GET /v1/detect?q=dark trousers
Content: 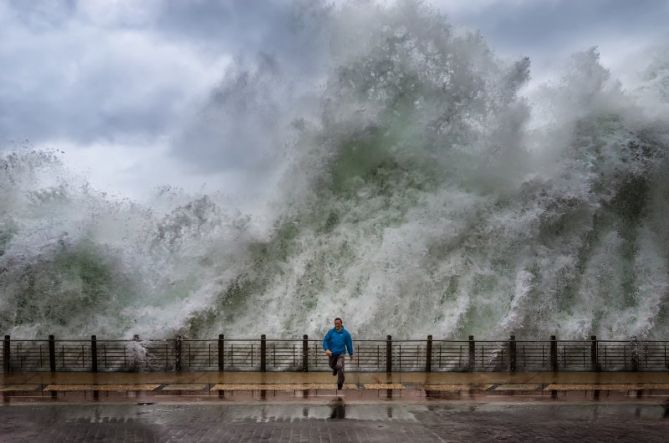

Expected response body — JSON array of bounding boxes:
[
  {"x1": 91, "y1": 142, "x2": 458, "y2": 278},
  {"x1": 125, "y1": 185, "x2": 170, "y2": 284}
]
[{"x1": 328, "y1": 354, "x2": 345, "y2": 387}]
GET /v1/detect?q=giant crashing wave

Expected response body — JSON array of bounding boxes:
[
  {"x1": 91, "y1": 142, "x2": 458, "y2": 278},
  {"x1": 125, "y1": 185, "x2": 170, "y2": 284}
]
[{"x1": 1, "y1": 1, "x2": 668, "y2": 340}]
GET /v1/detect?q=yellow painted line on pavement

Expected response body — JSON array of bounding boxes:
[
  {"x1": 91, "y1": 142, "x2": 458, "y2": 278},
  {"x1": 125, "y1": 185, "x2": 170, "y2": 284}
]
[
  {"x1": 210, "y1": 383, "x2": 357, "y2": 391},
  {"x1": 161, "y1": 384, "x2": 208, "y2": 391},
  {"x1": 424, "y1": 384, "x2": 493, "y2": 392},
  {"x1": 0, "y1": 385, "x2": 40, "y2": 392},
  {"x1": 363, "y1": 384, "x2": 405, "y2": 390},
  {"x1": 44, "y1": 384, "x2": 160, "y2": 392},
  {"x1": 637, "y1": 384, "x2": 669, "y2": 390},
  {"x1": 303, "y1": 384, "x2": 358, "y2": 390},
  {"x1": 493, "y1": 384, "x2": 543, "y2": 391},
  {"x1": 545, "y1": 383, "x2": 669, "y2": 391}
]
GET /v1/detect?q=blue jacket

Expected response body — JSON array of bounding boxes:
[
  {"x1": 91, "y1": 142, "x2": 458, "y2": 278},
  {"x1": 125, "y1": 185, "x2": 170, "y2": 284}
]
[{"x1": 322, "y1": 327, "x2": 354, "y2": 356}]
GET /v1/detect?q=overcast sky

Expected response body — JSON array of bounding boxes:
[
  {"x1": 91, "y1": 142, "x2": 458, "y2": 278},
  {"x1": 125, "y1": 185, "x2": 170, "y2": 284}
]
[{"x1": 1, "y1": 0, "x2": 667, "y2": 203}]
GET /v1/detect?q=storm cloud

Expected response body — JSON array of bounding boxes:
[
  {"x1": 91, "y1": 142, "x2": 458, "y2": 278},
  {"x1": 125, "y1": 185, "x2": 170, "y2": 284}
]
[{"x1": 0, "y1": 0, "x2": 667, "y2": 198}]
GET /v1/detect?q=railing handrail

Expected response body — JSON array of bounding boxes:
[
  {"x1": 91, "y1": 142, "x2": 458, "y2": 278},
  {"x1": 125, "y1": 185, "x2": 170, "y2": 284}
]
[
  {"x1": 5, "y1": 337, "x2": 669, "y2": 343},
  {"x1": 3, "y1": 334, "x2": 669, "y2": 374}
]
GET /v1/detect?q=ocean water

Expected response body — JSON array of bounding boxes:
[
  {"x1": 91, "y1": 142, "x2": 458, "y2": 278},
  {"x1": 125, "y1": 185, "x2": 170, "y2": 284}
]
[{"x1": 1, "y1": 1, "x2": 668, "y2": 340}]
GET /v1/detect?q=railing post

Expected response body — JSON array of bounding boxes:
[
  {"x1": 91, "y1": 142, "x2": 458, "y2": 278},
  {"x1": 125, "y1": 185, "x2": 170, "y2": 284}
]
[
  {"x1": 426, "y1": 335, "x2": 432, "y2": 372},
  {"x1": 302, "y1": 335, "x2": 309, "y2": 372},
  {"x1": 468, "y1": 336, "x2": 475, "y2": 371},
  {"x1": 218, "y1": 334, "x2": 225, "y2": 372},
  {"x1": 131, "y1": 334, "x2": 140, "y2": 372},
  {"x1": 3, "y1": 335, "x2": 10, "y2": 373},
  {"x1": 48, "y1": 335, "x2": 56, "y2": 372},
  {"x1": 386, "y1": 335, "x2": 392, "y2": 373},
  {"x1": 590, "y1": 335, "x2": 598, "y2": 372},
  {"x1": 550, "y1": 335, "x2": 558, "y2": 372},
  {"x1": 175, "y1": 335, "x2": 182, "y2": 372},
  {"x1": 509, "y1": 335, "x2": 516, "y2": 372},
  {"x1": 260, "y1": 334, "x2": 266, "y2": 372},
  {"x1": 631, "y1": 337, "x2": 639, "y2": 371},
  {"x1": 91, "y1": 335, "x2": 98, "y2": 373}
]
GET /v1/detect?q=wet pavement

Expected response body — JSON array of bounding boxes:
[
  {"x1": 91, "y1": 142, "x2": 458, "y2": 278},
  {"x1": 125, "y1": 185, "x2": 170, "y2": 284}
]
[
  {"x1": 2, "y1": 372, "x2": 669, "y2": 441},
  {"x1": 5, "y1": 370, "x2": 669, "y2": 385},
  {"x1": 1, "y1": 401, "x2": 668, "y2": 442},
  {"x1": 3, "y1": 371, "x2": 669, "y2": 404}
]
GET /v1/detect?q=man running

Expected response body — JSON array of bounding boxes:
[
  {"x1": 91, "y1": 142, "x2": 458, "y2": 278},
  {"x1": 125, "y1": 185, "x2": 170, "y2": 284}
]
[{"x1": 322, "y1": 317, "x2": 354, "y2": 390}]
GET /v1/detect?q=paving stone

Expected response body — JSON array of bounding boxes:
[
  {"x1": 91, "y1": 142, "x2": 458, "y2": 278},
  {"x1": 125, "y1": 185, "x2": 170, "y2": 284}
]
[
  {"x1": 362, "y1": 384, "x2": 405, "y2": 390},
  {"x1": 161, "y1": 384, "x2": 208, "y2": 391},
  {"x1": 544, "y1": 384, "x2": 639, "y2": 391},
  {"x1": 0, "y1": 385, "x2": 40, "y2": 392},
  {"x1": 423, "y1": 384, "x2": 492, "y2": 391},
  {"x1": 210, "y1": 383, "x2": 358, "y2": 391},
  {"x1": 493, "y1": 384, "x2": 543, "y2": 391},
  {"x1": 43, "y1": 384, "x2": 161, "y2": 392},
  {"x1": 545, "y1": 383, "x2": 669, "y2": 391},
  {"x1": 0, "y1": 403, "x2": 667, "y2": 442}
]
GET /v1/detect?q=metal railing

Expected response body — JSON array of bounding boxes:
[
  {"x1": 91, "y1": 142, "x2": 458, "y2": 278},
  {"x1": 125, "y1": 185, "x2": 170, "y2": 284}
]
[{"x1": 2, "y1": 334, "x2": 668, "y2": 373}]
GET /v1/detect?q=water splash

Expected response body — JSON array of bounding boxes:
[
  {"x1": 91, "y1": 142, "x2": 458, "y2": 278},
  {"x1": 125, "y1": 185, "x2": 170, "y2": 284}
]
[{"x1": 1, "y1": 1, "x2": 668, "y2": 340}]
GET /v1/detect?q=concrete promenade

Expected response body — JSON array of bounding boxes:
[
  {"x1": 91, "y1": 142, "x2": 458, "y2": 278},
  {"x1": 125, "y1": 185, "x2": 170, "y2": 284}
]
[
  {"x1": 2, "y1": 402, "x2": 669, "y2": 442},
  {"x1": 2, "y1": 371, "x2": 669, "y2": 403},
  {"x1": 2, "y1": 372, "x2": 669, "y2": 441}
]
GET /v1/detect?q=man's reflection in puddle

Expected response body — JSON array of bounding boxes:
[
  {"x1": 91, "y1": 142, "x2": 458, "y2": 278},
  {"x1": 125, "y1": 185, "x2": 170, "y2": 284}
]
[{"x1": 329, "y1": 397, "x2": 346, "y2": 419}]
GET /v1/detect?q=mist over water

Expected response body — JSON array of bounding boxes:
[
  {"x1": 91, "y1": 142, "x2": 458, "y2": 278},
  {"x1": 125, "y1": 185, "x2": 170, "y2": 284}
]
[{"x1": 1, "y1": 1, "x2": 668, "y2": 340}]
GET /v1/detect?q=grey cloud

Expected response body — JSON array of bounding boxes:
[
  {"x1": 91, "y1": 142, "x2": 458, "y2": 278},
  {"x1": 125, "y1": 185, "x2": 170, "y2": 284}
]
[
  {"x1": 172, "y1": 56, "x2": 285, "y2": 173},
  {"x1": 7, "y1": 0, "x2": 77, "y2": 30},
  {"x1": 154, "y1": 0, "x2": 332, "y2": 77},
  {"x1": 0, "y1": 0, "x2": 331, "y2": 158},
  {"x1": 447, "y1": 0, "x2": 669, "y2": 54},
  {"x1": 0, "y1": 60, "x2": 181, "y2": 145},
  {"x1": 2, "y1": 0, "x2": 666, "y2": 176},
  {"x1": 0, "y1": 2, "x2": 190, "y2": 146},
  {"x1": 168, "y1": 1, "x2": 332, "y2": 174}
]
